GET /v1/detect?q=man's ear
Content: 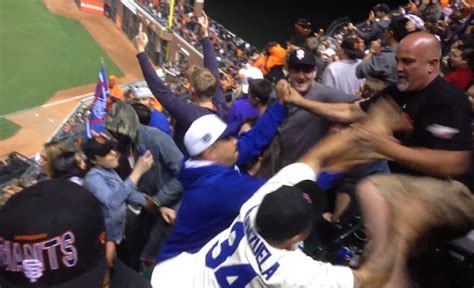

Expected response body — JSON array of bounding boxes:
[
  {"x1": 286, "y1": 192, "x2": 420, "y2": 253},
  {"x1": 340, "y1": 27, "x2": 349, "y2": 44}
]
[{"x1": 428, "y1": 58, "x2": 439, "y2": 73}]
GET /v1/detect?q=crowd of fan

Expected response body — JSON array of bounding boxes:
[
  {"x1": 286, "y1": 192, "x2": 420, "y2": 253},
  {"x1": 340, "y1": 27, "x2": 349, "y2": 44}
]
[
  {"x1": 1, "y1": 1, "x2": 474, "y2": 287},
  {"x1": 138, "y1": 0, "x2": 258, "y2": 92}
]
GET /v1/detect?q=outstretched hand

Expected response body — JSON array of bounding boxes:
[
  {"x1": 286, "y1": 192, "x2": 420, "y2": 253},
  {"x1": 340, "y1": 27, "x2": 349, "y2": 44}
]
[
  {"x1": 275, "y1": 79, "x2": 303, "y2": 106},
  {"x1": 197, "y1": 11, "x2": 209, "y2": 38},
  {"x1": 133, "y1": 23, "x2": 148, "y2": 53}
]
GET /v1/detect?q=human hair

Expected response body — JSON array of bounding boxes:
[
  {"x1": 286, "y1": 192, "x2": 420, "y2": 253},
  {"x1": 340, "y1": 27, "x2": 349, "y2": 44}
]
[
  {"x1": 305, "y1": 37, "x2": 320, "y2": 54},
  {"x1": 388, "y1": 17, "x2": 412, "y2": 42},
  {"x1": 52, "y1": 151, "x2": 86, "y2": 179},
  {"x1": 42, "y1": 140, "x2": 70, "y2": 178},
  {"x1": 248, "y1": 79, "x2": 273, "y2": 105},
  {"x1": 189, "y1": 66, "x2": 217, "y2": 99},
  {"x1": 131, "y1": 102, "x2": 152, "y2": 125},
  {"x1": 458, "y1": 45, "x2": 474, "y2": 71},
  {"x1": 360, "y1": 78, "x2": 386, "y2": 99}
]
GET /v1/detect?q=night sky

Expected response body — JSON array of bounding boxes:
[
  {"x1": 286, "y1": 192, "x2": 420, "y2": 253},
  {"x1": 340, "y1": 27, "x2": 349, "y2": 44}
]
[{"x1": 204, "y1": 0, "x2": 406, "y2": 48}]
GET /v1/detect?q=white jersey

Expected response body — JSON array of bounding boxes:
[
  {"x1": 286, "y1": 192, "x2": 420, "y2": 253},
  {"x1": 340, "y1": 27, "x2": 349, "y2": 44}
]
[{"x1": 151, "y1": 163, "x2": 354, "y2": 287}]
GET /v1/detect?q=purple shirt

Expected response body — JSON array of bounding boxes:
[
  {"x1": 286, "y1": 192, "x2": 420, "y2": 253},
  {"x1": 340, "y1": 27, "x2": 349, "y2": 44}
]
[{"x1": 227, "y1": 95, "x2": 259, "y2": 126}]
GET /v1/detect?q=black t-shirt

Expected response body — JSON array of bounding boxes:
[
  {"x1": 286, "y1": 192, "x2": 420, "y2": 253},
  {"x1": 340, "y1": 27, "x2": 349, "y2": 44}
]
[{"x1": 359, "y1": 76, "x2": 472, "y2": 176}]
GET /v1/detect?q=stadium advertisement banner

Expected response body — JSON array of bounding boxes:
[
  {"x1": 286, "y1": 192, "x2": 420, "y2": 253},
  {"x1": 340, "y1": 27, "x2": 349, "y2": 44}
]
[{"x1": 80, "y1": 0, "x2": 104, "y2": 15}]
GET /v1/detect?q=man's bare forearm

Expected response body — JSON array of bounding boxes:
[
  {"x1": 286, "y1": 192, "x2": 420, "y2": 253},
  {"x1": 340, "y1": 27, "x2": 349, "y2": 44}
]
[
  {"x1": 293, "y1": 97, "x2": 365, "y2": 123},
  {"x1": 376, "y1": 140, "x2": 470, "y2": 177}
]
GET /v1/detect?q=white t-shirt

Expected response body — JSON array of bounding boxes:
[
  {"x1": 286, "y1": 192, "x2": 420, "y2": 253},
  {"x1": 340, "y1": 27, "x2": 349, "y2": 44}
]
[{"x1": 151, "y1": 163, "x2": 354, "y2": 287}]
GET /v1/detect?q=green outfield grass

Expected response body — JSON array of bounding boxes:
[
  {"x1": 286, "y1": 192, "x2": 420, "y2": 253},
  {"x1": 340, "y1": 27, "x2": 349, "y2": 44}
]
[
  {"x1": 0, "y1": 0, "x2": 123, "y2": 116},
  {"x1": 0, "y1": 118, "x2": 20, "y2": 140}
]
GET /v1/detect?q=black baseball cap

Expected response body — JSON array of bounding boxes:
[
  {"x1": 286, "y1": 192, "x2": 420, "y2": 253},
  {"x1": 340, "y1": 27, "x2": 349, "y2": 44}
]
[
  {"x1": 373, "y1": 3, "x2": 390, "y2": 13},
  {"x1": 295, "y1": 18, "x2": 311, "y2": 29},
  {"x1": 341, "y1": 37, "x2": 364, "y2": 59},
  {"x1": 288, "y1": 48, "x2": 316, "y2": 69},
  {"x1": 256, "y1": 180, "x2": 327, "y2": 242},
  {"x1": 81, "y1": 137, "x2": 118, "y2": 160},
  {"x1": 0, "y1": 179, "x2": 107, "y2": 287}
]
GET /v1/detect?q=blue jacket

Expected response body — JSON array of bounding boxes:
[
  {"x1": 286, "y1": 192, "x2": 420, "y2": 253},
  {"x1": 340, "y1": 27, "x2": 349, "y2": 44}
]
[
  {"x1": 158, "y1": 163, "x2": 265, "y2": 262},
  {"x1": 84, "y1": 167, "x2": 147, "y2": 242},
  {"x1": 148, "y1": 109, "x2": 172, "y2": 136},
  {"x1": 157, "y1": 101, "x2": 288, "y2": 262},
  {"x1": 137, "y1": 37, "x2": 228, "y2": 153}
]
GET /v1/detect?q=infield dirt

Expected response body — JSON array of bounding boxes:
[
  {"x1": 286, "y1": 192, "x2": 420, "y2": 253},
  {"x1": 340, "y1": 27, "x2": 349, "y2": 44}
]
[{"x1": 0, "y1": 0, "x2": 145, "y2": 159}]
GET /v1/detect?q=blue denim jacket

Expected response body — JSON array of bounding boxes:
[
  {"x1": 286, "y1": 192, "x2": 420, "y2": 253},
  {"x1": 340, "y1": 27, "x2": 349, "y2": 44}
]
[{"x1": 84, "y1": 166, "x2": 147, "y2": 242}]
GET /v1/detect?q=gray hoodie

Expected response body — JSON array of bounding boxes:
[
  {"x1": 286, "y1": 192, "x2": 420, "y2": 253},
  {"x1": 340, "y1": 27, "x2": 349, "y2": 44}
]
[{"x1": 356, "y1": 46, "x2": 397, "y2": 85}]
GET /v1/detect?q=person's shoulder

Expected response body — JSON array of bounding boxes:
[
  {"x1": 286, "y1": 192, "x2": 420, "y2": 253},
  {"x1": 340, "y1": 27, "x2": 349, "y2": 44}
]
[
  {"x1": 270, "y1": 163, "x2": 316, "y2": 184},
  {"x1": 232, "y1": 95, "x2": 249, "y2": 104},
  {"x1": 139, "y1": 123, "x2": 168, "y2": 138},
  {"x1": 325, "y1": 61, "x2": 337, "y2": 69},
  {"x1": 317, "y1": 82, "x2": 358, "y2": 101},
  {"x1": 312, "y1": 82, "x2": 338, "y2": 94},
  {"x1": 429, "y1": 77, "x2": 467, "y2": 104},
  {"x1": 151, "y1": 108, "x2": 167, "y2": 117},
  {"x1": 85, "y1": 167, "x2": 102, "y2": 178}
]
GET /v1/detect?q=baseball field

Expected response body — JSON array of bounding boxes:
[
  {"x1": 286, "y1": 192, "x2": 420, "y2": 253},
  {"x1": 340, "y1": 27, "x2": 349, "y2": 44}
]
[{"x1": 0, "y1": 0, "x2": 123, "y2": 139}]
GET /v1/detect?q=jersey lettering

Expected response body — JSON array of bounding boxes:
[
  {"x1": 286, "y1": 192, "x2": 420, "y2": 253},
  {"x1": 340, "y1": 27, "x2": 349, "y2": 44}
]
[
  {"x1": 206, "y1": 221, "x2": 245, "y2": 268},
  {"x1": 243, "y1": 209, "x2": 280, "y2": 280},
  {"x1": 215, "y1": 264, "x2": 257, "y2": 288},
  {"x1": 255, "y1": 243, "x2": 271, "y2": 271},
  {"x1": 262, "y1": 262, "x2": 280, "y2": 281},
  {"x1": 206, "y1": 221, "x2": 257, "y2": 286}
]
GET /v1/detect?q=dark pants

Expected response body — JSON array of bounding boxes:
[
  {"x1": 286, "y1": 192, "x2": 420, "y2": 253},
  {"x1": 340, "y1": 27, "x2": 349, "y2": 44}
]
[
  {"x1": 141, "y1": 214, "x2": 173, "y2": 262},
  {"x1": 117, "y1": 209, "x2": 157, "y2": 271}
]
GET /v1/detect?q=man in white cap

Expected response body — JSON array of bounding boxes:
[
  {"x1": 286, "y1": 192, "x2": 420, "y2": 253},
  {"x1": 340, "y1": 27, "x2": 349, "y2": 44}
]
[
  {"x1": 156, "y1": 91, "x2": 289, "y2": 263},
  {"x1": 227, "y1": 65, "x2": 264, "y2": 126}
]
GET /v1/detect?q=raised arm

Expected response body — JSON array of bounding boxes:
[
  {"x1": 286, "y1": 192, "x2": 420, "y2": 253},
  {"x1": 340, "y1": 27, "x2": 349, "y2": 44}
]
[
  {"x1": 84, "y1": 173, "x2": 144, "y2": 210},
  {"x1": 279, "y1": 79, "x2": 367, "y2": 123},
  {"x1": 197, "y1": 11, "x2": 226, "y2": 106},
  {"x1": 134, "y1": 24, "x2": 196, "y2": 122},
  {"x1": 85, "y1": 151, "x2": 154, "y2": 209},
  {"x1": 355, "y1": 127, "x2": 471, "y2": 176},
  {"x1": 236, "y1": 101, "x2": 288, "y2": 166}
]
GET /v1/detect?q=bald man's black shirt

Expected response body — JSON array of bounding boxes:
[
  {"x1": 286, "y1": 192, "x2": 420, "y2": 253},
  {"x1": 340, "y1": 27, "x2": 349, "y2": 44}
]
[{"x1": 359, "y1": 76, "x2": 472, "y2": 177}]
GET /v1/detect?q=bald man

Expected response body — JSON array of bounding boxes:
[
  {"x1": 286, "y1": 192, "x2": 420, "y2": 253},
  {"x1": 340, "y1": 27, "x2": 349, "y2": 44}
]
[{"x1": 279, "y1": 32, "x2": 474, "y2": 287}]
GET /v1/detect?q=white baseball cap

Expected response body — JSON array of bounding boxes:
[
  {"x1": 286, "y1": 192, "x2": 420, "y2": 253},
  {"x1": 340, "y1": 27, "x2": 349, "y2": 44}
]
[
  {"x1": 240, "y1": 65, "x2": 264, "y2": 94},
  {"x1": 184, "y1": 114, "x2": 240, "y2": 156},
  {"x1": 133, "y1": 87, "x2": 154, "y2": 99}
]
